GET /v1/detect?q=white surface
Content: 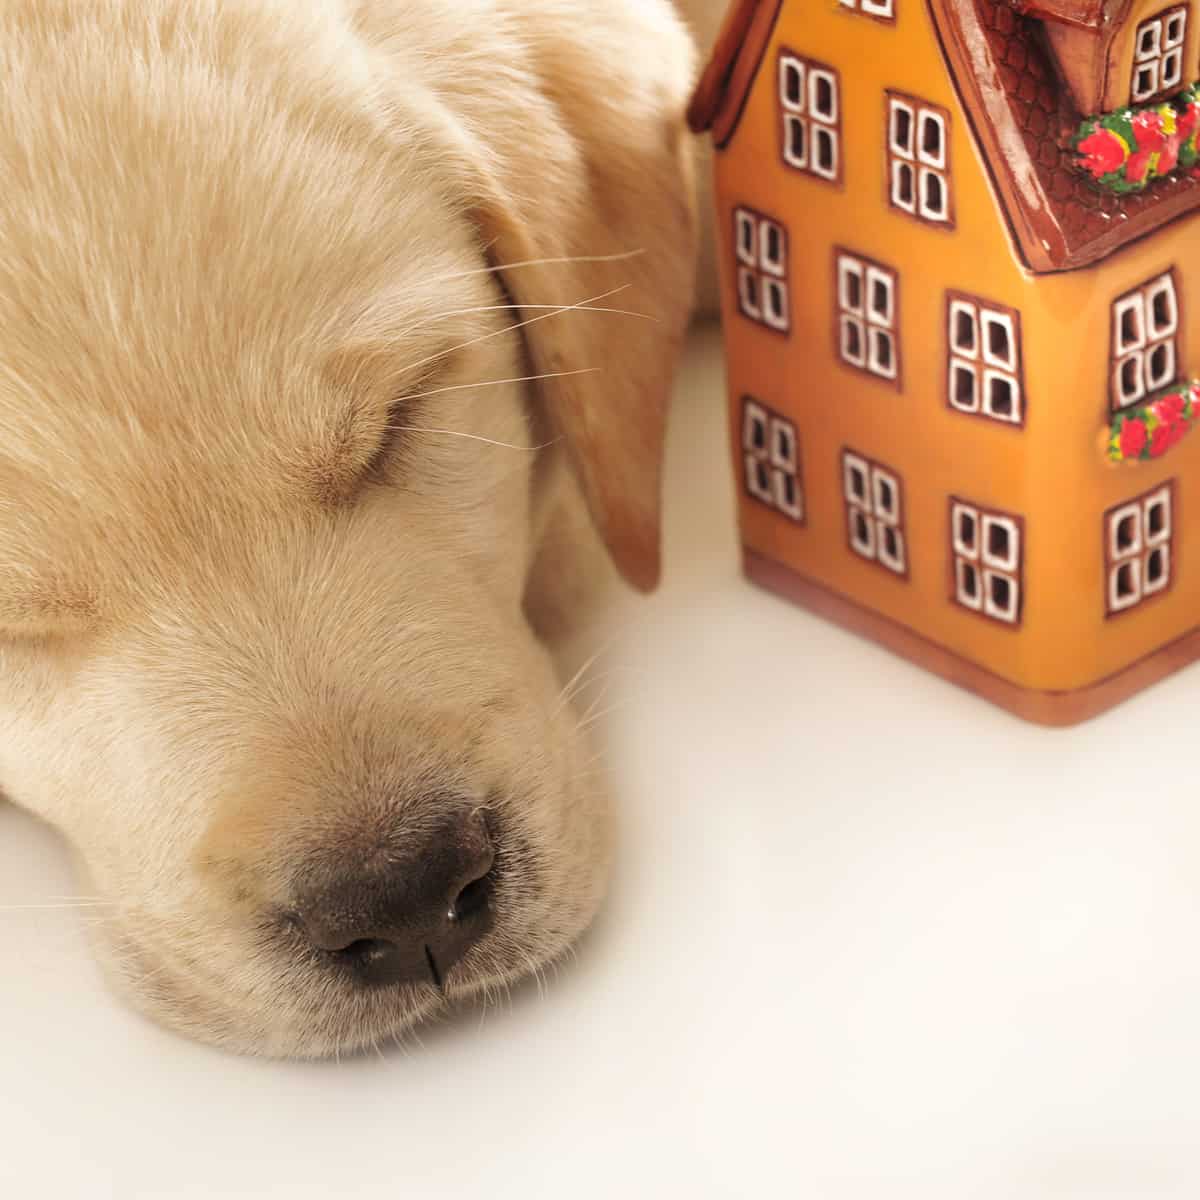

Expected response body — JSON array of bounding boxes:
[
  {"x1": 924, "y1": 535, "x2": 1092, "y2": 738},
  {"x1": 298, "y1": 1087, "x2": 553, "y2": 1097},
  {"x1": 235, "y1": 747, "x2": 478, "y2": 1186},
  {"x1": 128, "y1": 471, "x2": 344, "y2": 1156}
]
[{"x1": 4, "y1": 324, "x2": 1200, "y2": 1199}]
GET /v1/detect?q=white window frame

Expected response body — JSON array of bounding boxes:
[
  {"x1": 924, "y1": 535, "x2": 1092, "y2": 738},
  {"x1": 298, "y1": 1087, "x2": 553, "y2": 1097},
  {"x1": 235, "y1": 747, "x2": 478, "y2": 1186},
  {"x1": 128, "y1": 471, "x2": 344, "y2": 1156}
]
[
  {"x1": 886, "y1": 93, "x2": 952, "y2": 225},
  {"x1": 1106, "y1": 485, "x2": 1174, "y2": 614},
  {"x1": 843, "y1": 451, "x2": 906, "y2": 575},
  {"x1": 779, "y1": 53, "x2": 840, "y2": 182},
  {"x1": 734, "y1": 207, "x2": 790, "y2": 334},
  {"x1": 838, "y1": 0, "x2": 896, "y2": 16},
  {"x1": 951, "y1": 500, "x2": 1023, "y2": 624},
  {"x1": 1111, "y1": 271, "x2": 1180, "y2": 411},
  {"x1": 743, "y1": 398, "x2": 803, "y2": 523},
  {"x1": 947, "y1": 294, "x2": 1023, "y2": 424},
  {"x1": 836, "y1": 251, "x2": 900, "y2": 384},
  {"x1": 1132, "y1": 7, "x2": 1189, "y2": 102}
]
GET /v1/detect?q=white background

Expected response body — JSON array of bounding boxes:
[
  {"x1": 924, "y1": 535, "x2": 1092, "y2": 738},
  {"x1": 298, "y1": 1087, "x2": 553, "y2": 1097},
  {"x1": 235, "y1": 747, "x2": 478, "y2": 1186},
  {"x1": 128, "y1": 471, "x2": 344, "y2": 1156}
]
[{"x1": 2, "y1": 326, "x2": 1198, "y2": 1199}]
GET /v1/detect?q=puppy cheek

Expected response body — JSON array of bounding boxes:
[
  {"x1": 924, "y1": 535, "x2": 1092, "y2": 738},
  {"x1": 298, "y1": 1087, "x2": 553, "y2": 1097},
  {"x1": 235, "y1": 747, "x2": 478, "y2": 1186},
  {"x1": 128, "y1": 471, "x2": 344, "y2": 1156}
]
[{"x1": 491, "y1": 695, "x2": 615, "y2": 957}]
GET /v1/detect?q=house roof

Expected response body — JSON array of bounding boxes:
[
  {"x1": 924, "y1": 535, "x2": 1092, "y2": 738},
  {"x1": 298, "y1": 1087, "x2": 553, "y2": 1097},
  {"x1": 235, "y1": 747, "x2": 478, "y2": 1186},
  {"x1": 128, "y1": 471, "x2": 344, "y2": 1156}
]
[
  {"x1": 1011, "y1": 0, "x2": 1128, "y2": 29},
  {"x1": 686, "y1": 0, "x2": 784, "y2": 147},
  {"x1": 687, "y1": 0, "x2": 1200, "y2": 272},
  {"x1": 930, "y1": 0, "x2": 1200, "y2": 272}
]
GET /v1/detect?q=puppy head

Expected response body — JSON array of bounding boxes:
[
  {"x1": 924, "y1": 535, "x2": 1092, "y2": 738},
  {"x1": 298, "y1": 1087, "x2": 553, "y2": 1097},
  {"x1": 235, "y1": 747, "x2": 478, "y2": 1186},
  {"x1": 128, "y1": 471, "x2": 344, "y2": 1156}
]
[{"x1": 0, "y1": 0, "x2": 694, "y2": 1056}]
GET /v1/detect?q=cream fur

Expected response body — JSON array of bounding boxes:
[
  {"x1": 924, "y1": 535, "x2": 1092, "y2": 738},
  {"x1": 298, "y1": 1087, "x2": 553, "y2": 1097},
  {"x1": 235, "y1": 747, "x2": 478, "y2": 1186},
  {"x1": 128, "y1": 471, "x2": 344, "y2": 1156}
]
[
  {"x1": 671, "y1": 0, "x2": 725, "y2": 315},
  {"x1": 0, "y1": 0, "x2": 696, "y2": 1057}
]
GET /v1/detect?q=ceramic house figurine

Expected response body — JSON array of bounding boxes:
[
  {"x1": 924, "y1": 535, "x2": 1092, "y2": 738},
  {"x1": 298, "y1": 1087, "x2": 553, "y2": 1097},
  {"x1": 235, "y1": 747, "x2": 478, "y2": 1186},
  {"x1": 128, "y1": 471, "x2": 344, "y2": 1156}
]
[{"x1": 688, "y1": 0, "x2": 1200, "y2": 724}]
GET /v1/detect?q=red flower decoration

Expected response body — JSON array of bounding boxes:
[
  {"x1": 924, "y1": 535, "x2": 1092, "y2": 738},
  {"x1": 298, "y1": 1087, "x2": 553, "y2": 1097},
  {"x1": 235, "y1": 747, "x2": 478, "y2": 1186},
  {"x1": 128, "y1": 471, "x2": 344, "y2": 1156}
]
[
  {"x1": 1132, "y1": 110, "x2": 1167, "y2": 151},
  {"x1": 1156, "y1": 391, "x2": 1186, "y2": 421},
  {"x1": 1120, "y1": 417, "x2": 1149, "y2": 459},
  {"x1": 1126, "y1": 150, "x2": 1155, "y2": 183},
  {"x1": 1159, "y1": 136, "x2": 1182, "y2": 174},
  {"x1": 1077, "y1": 128, "x2": 1127, "y2": 178},
  {"x1": 1108, "y1": 379, "x2": 1198, "y2": 464}
]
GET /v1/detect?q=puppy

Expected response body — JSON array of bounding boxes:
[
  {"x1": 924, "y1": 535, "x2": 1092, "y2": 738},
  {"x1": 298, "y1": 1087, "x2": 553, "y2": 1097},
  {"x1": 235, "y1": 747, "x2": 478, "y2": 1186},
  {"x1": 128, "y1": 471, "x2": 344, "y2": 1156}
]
[
  {"x1": 672, "y1": 0, "x2": 726, "y2": 314},
  {"x1": 0, "y1": 0, "x2": 696, "y2": 1057}
]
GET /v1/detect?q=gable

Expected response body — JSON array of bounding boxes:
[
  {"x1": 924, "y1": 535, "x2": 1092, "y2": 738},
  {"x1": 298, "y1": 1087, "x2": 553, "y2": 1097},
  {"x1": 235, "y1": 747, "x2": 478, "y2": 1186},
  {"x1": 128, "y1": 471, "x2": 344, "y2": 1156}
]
[{"x1": 686, "y1": 0, "x2": 784, "y2": 147}]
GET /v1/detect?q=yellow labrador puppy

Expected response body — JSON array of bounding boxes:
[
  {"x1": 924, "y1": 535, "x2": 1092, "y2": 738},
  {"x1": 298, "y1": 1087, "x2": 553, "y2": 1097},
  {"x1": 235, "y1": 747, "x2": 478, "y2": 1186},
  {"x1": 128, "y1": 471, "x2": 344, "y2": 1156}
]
[{"x1": 0, "y1": 0, "x2": 696, "y2": 1057}]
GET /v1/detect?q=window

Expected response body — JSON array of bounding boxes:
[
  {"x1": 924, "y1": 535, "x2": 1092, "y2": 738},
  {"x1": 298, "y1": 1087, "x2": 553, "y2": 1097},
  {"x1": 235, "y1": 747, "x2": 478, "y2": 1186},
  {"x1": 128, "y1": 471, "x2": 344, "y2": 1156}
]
[
  {"x1": 778, "y1": 52, "x2": 841, "y2": 183},
  {"x1": 842, "y1": 451, "x2": 907, "y2": 575},
  {"x1": 886, "y1": 93, "x2": 953, "y2": 226},
  {"x1": 1131, "y1": 7, "x2": 1189, "y2": 103},
  {"x1": 1110, "y1": 271, "x2": 1180, "y2": 411},
  {"x1": 837, "y1": 0, "x2": 895, "y2": 18},
  {"x1": 946, "y1": 293, "x2": 1024, "y2": 425},
  {"x1": 734, "y1": 207, "x2": 790, "y2": 333},
  {"x1": 950, "y1": 499, "x2": 1024, "y2": 625},
  {"x1": 1105, "y1": 484, "x2": 1174, "y2": 615},
  {"x1": 835, "y1": 250, "x2": 901, "y2": 386},
  {"x1": 742, "y1": 398, "x2": 803, "y2": 523}
]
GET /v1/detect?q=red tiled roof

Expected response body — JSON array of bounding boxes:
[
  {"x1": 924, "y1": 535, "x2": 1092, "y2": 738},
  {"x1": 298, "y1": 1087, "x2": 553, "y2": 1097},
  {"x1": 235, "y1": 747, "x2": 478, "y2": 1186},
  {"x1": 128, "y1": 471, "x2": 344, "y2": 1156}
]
[
  {"x1": 1011, "y1": 0, "x2": 1128, "y2": 29},
  {"x1": 930, "y1": 0, "x2": 1200, "y2": 272},
  {"x1": 687, "y1": 0, "x2": 1200, "y2": 273}
]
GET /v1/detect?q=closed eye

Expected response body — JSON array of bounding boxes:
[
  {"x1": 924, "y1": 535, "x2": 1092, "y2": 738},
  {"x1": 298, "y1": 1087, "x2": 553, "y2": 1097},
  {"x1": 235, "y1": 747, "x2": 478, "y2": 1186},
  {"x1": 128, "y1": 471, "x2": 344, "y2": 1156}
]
[{"x1": 336, "y1": 283, "x2": 634, "y2": 493}]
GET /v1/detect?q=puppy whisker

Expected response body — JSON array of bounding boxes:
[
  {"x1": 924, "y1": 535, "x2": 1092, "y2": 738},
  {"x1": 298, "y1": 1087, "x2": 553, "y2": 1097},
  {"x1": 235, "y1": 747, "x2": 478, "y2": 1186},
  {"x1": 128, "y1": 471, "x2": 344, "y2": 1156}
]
[
  {"x1": 554, "y1": 647, "x2": 612, "y2": 717},
  {"x1": 575, "y1": 701, "x2": 630, "y2": 733},
  {"x1": 389, "y1": 366, "x2": 600, "y2": 407},
  {"x1": 403, "y1": 285, "x2": 632, "y2": 376},
  {"x1": 552, "y1": 620, "x2": 636, "y2": 717},
  {"x1": 564, "y1": 665, "x2": 648, "y2": 715},
  {"x1": 426, "y1": 249, "x2": 646, "y2": 287},
  {"x1": 426, "y1": 302, "x2": 657, "y2": 323},
  {"x1": 384, "y1": 424, "x2": 562, "y2": 453}
]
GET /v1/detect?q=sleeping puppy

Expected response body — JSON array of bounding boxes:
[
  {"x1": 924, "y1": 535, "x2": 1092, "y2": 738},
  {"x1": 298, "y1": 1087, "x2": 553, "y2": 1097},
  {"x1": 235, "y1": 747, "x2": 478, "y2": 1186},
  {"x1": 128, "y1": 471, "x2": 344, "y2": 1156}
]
[{"x1": 0, "y1": 0, "x2": 696, "y2": 1057}]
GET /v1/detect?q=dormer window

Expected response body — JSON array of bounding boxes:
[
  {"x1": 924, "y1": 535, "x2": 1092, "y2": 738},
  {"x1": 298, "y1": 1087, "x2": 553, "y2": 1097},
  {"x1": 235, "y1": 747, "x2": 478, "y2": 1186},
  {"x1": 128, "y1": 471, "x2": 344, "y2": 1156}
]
[{"x1": 1131, "y1": 7, "x2": 1189, "y2": 103}]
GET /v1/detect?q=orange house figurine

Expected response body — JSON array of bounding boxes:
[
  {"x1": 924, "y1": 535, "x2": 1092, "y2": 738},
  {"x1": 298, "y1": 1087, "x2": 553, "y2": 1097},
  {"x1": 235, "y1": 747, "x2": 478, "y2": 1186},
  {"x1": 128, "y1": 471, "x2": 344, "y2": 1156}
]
[{"x1": 689, "y1": 0, "x2": 1200, "y2": 724}]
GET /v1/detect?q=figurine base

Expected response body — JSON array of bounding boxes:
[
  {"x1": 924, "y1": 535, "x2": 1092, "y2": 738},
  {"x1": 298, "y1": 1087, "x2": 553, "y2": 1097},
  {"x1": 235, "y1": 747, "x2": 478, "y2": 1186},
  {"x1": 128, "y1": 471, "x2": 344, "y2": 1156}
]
[{"x1": 743, "y1": 550, "x2": 1200, "y2": 727}]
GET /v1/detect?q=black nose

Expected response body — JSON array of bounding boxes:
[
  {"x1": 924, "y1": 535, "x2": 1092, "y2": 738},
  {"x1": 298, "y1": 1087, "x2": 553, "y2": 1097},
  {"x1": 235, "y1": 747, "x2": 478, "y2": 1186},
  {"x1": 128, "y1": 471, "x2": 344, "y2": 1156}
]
[{"x1": 295, "y1": 812, "x2": 495, "y2": 989}]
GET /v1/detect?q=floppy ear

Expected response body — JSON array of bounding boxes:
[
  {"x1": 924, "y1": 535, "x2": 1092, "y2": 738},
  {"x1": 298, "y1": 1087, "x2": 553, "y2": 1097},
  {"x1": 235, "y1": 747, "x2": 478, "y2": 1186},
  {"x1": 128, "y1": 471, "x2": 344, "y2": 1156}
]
[{"x1": 466, "y1": 6, "x2": 699, "y2": 591}]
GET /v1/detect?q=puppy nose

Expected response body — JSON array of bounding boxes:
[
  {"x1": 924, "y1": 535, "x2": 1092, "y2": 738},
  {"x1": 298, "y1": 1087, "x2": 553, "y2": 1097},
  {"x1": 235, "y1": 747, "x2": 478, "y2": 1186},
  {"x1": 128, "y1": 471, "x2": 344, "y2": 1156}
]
[{"x1": 296, "y1": 813, "x2": 495, "y2": 988}]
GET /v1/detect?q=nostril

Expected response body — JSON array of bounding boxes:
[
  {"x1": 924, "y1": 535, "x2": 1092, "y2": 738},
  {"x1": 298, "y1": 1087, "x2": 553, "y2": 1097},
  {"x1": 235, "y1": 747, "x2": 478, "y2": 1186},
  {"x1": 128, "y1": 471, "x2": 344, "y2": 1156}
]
[
  {"x1": 333, "y1": 938, "x2": 399, "y2": 972},
  {"x1": 450, "y1": 869, "x2": 493, "y2": 923}
]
